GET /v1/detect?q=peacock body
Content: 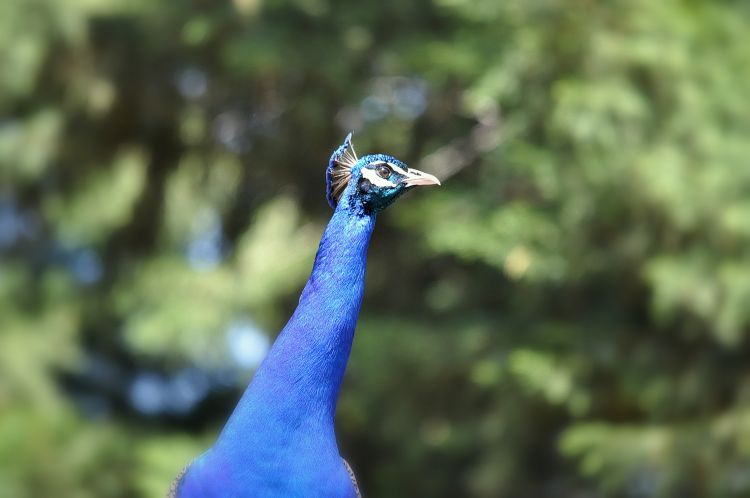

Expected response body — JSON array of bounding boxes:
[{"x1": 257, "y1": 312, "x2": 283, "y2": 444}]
[{"x1": 173, "y1": 135, "x2": 440, "y2": 498}]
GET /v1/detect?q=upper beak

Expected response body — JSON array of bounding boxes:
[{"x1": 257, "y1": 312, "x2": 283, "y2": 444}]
[{"x1": 400, "y1": 168, "x2": 442, "y2": 187}]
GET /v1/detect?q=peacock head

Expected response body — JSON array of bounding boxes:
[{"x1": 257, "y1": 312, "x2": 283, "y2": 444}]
[{"x1": 326, "y1": 133, "x2": 440, "y2": 214}]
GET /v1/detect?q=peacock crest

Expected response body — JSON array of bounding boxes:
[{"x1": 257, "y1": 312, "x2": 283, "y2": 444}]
[{"x1": 326, "y1": 133, "x2": 359, "y2": 208}]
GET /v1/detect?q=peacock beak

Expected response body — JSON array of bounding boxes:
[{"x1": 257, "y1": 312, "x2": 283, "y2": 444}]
[{"x1": 400, "y1": 168, "x2": 441, "y2": 187}]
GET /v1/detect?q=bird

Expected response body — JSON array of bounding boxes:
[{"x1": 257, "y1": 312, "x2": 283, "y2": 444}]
[{"x1": 171, "y1": 134, "x2": 440, "y2": 498}]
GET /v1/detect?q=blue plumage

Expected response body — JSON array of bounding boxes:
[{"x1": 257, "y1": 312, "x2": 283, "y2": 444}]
[{"x1": 173, "y1": 135, "x2": 439, "y2": 498}]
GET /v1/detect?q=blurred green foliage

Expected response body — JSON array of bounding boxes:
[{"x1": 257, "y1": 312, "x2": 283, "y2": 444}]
[{"x1": 1, "y1": 0, "x2": 750, "y2": 497}]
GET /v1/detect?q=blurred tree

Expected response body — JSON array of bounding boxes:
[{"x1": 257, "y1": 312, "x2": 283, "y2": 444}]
[{"x1": 1, "y1": 0, "x2": 749, "y2": 497}]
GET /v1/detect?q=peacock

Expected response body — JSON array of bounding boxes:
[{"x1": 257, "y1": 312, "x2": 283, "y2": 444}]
[{"x1": 171, "y1": 134, "x2": 440, "y2": 498}]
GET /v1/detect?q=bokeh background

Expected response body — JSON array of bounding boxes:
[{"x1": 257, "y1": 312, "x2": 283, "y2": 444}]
[{"x1": 2, "y1": 0, "x2": 750, "y2": 496}]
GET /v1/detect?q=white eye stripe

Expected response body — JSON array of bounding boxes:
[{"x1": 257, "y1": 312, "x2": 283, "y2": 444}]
[
  {"x1": 361, "y1": 168, "x2": 398, "y2": 188},
  {"x1": 387, "y1": 162, "x2": 409, "y2": 175},
  {"x1": 370, "y1": 161, "x2": 408, "y2": 176}
]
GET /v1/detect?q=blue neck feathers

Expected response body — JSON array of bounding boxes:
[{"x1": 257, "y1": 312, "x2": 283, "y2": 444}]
[
  {"x1": 179, "y1": 192, "x2": 374, "y2": 497},
  {"x1": 221, "y1": 204, "x2": 375, "y2": 439}
]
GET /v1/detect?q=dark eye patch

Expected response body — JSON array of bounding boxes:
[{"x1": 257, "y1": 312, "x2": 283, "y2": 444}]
[{"x1": 358, "y1": 177, "x2": 372, "y2": 193}]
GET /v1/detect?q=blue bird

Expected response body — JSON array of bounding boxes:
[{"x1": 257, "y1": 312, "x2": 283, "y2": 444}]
[{"x1": 171, "y1": 134, "x2": 440, "y2": 498}]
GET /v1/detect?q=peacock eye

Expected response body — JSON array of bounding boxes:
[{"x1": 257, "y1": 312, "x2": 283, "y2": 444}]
[
  {"x1": 358, "y1": 177, "x2": 372, "y2": 193},
  {"x1": 376, "y1": 164, "x2": 392, "y2": 179}
]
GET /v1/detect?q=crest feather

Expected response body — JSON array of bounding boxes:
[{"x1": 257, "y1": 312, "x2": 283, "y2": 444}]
[{"x1": 325, "y1": 133, "x2": 359, "y2": 208}]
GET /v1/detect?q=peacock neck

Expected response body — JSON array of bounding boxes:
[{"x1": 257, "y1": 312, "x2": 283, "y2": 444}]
[{"x1": 214, "y1": 202, "x2": 375, "y2": 458}]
